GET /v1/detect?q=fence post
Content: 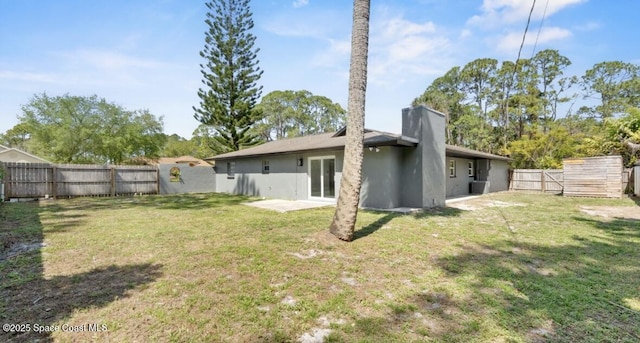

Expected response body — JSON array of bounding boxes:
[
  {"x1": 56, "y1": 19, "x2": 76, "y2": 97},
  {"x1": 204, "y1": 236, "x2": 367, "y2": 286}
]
[
  {"x1": 5, "y1": 163, "x2": 11, "y2": 198},
  {"x1": 541, "y1": 171, "x2": 546, "y2": 193},
  {"x1": 156, "y1": 167, "x2": 160, "y2": 195},
  {"x1": 110, "y1": 167, "x2": 116, "y2": 196},
  {"x1": 52, "y1": 165, "x2": 57, "y2": 199}
]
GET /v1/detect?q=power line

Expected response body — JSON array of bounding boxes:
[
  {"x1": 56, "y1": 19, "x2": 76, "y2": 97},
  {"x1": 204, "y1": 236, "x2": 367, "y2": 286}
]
[
  {"x1": 531, "y1": 0, "x2": 550, "y2": 58},
  {"x1": 515, "y1": 0, "x2": 537, "y2": 69},
  {"x1": 503, "y1": 0, "x2": 537, "y2": 148}
]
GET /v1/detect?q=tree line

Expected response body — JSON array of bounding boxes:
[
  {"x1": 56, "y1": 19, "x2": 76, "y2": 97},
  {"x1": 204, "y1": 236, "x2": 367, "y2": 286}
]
[
  {"x1": 413, "y1": 50, "x2": 640, "y2": 167},
  {"x1": 0, "y1": 88, "x2": 345, "y2": 164}
]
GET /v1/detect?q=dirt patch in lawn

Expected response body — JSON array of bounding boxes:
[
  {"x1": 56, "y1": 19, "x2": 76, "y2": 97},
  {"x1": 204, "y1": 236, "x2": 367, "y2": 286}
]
[
  {"x1": 447, "y1": 198, "x2": 527, "y2": 211},
  {"x1": 579, "y1": 206, "x2": 640, "y2": 221}
]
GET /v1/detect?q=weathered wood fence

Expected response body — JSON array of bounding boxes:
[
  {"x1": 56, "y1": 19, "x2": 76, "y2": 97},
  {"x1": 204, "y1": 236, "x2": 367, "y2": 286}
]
[
  {"x1": 2, "y1": 162, "x2": 158, "y2": 198},
  {"x1": 509, "y1": 169, "x2": 564, "y2": 193},
  {"x1": 510, "y1": 156, "x2": 630, "y2": 198},
  {"x1": 563, "y1": 156, "x2": 623, "y2": 198}
]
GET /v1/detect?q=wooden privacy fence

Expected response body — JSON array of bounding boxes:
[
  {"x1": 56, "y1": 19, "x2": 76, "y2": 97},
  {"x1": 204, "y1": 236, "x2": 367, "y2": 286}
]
[
  {"x1": 509, "y1": 169, "x2": 564, "y2": 193},
  {"x1": 2, "y1": 162, "x2": 158, "y2": 198},
  {"x1": 563, "y1": 156, "x2": 623, "y2": 198}
]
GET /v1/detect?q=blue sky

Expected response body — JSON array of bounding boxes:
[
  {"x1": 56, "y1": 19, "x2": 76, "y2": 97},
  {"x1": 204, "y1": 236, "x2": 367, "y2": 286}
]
[{"x1": 1, "y1": 0, "x2": 638, "y2": 139}]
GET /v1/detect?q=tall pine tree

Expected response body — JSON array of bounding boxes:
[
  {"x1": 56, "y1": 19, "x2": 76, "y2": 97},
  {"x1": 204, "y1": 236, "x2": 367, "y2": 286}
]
[{"x1": 194, "y1": 0, "x2": 263, "y2": 153}]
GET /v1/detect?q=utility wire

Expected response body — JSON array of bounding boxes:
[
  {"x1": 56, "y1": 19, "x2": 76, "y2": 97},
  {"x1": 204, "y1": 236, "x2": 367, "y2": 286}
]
[
  {"x1": 503, "y1": 0, "x2": 537, "y2": 149},
  {"x1": 515, "y1": 0, "x2": 537, "y2": 67},
  {"x1": 531, "y1": 0, "x2": 550, "y2": 58}
]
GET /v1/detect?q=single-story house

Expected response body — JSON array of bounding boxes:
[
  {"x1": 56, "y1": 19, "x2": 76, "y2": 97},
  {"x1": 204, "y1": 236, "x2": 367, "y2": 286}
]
[
  {"x1": 205, "y1": 106, "x2": 510, "y2": 209},
  {"x1": 0, "y1": 144, "x2": 50, "y2": 163}
]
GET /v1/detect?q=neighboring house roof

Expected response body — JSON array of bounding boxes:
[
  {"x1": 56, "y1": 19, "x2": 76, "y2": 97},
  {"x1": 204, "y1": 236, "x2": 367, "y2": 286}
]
[
  {"x1": 206, "y1": 129, "x2": 509, "y2": 162},
  {"x1": 155, "y1": 155, "x2": 212, "y2": 167},
  {"x1": 0, "y1": 147, "x2": 51, "y2": 163}
]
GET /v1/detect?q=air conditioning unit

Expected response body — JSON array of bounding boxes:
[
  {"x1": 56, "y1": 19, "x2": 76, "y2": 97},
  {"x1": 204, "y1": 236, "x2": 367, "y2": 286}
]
[{"x1": 471, "y1": 181, "x2": 490, "y2": 194}]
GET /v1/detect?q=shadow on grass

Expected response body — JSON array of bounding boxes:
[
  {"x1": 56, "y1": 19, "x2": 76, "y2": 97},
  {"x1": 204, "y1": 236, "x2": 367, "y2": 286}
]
[
  {"x1": 429, "y1": 220, "x2": 639, "y2": 342},
  {"x1": 412, "y1": 206, "x2": 464, "y2": 219},
  {"x1": 0, "y1": 202, "x2": 163, "y2": 342},
  {"x1": 353, "y1": 213, "x2": 397, "y2": 240},
  {"x1": 573, "y1": 216, "x2": 640, "y2": 239},
  {"x1": 37, "y1": 192, "x2": 251, "y2": 213},
  {"x1": 342, "y1": 214, "x2": 640, "y2": 342},
  {"x1": 353, "y1": 207, "x2": 464, "y2": 241}
]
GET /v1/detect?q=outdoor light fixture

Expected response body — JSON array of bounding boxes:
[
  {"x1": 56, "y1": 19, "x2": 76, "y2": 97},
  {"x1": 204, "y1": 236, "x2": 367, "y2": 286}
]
[
  {"x1": 297, "y1": 158, "x2": 304, "y2": 167},
  {"x1": 368, "y1": 146, "x2": 380, "y2": 152}
]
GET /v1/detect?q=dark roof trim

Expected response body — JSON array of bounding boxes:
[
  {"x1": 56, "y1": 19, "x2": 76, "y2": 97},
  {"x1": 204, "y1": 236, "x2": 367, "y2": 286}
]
[{"x1": 445, "y1": 145, "x2": 511, "y2": 161}]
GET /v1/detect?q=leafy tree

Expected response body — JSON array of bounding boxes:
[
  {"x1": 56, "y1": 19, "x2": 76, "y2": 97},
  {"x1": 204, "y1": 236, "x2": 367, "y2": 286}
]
[
  {"x1": 330, "y1": 0, "x2": 370, "y2": 242},
  {"x1": 191, "y1": 124, "x2": 222, "y2": 158},
  {"x1": 193, "y1": 0, "x2": 263, "y2": 154},
  {"x1": 0, "y1": 122, "x2": 32, "y2": 151},
  {"x1": 531, "y1": 49, "x2": 575, "y2": 131},
  {"x1": 162, "y1": 134, "x2": 198, "y2": 157},
  {"x1": 581, "y1": 61, "x2": 640, "y2": 119},
  {"x1": 460, "y1": 58, "x2": 498, "y2": 121},
  {"x1": 413, "y1": 66, "x2": 468, "y2": 145},
  {"x1": 254, "y1": 90, "x2": 346, "y2": 141},
  {"x1": 507, "y1": 124, "x2": 577, "y2": 169},
  {"x1": 17, "y1": 93, "x2": 164, "y2": 164},
  {"x1": 603, "y1": 107, "x2": 640, "y2": 166}
]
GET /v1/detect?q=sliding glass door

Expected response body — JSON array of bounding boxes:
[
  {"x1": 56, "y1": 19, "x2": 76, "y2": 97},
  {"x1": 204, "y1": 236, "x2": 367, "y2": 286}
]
[{"x1": 308, "y1": 156, "x2": 335, "y2": 200}]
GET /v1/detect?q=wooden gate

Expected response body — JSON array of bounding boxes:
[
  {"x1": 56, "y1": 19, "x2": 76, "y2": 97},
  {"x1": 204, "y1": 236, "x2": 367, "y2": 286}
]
[{"x1": 509, "y1": 169, "x2": 563, "y2": 193}]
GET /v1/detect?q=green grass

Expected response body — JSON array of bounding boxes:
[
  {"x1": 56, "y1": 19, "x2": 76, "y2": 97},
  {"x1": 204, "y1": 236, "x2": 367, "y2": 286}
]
[{"x1": 1, "y1": 192, "x2": 639, "y2": 342}]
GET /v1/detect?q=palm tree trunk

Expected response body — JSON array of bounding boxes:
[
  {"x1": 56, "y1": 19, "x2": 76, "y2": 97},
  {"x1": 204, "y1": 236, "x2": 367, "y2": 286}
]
[{"x1": 329, "y1": 0, "x2": 370, "y2": 241}]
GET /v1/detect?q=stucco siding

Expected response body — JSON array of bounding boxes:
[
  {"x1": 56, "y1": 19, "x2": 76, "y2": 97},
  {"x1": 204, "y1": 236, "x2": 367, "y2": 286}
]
[
  {"x1": 361, "y1": 147, "x2": 402, "y2": 209},
  {"x1": 215, "y1": 150, "x2": 343, "y2": 201},
  {"x1": 446, "y1": 157, "x2": 474, "y2": 197},
  {"x1": 487, "y1": 160, "x2": 510, "y2": 192},
  {"x1": 399, "y1": 144, "x2": 423, "y2": 208},
  {"x1": 159, "y1": 164, "x2": 216, "y2": 194}
]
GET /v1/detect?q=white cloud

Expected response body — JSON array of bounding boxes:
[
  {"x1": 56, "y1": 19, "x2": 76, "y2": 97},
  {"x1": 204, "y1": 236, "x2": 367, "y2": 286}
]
[
  {"x1": 0, "y1": 70, "x2": 58, "y2": 83},
  {"x1": 310, "y1": 38, "x2": 350, "y2": 68},
  {"x1": 459, "y1": 29, "x2": 472, "y2": 39},
  {"x1": 292, "y1": 0, "x2": 309, "y2": 8},
  {"x1": 367, "y1": 11, "x2": 451, "y2": 87},
  {"x1": 468, "y1": 0, "x2": 586, "y2": 28},
  {"x1": 497, "y1": 26, "x2": 572, "y2": 52}
]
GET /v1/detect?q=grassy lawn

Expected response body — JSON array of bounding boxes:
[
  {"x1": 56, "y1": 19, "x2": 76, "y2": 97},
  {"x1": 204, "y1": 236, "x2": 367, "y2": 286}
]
[{"x1": 1, "y1": 192, "x2": 639, "y2": 342}]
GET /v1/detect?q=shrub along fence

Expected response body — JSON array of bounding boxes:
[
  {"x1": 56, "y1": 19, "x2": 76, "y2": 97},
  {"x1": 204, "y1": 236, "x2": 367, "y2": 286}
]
[{"x1": 1, "y1": 162, "x2": 158, "y2": 199}]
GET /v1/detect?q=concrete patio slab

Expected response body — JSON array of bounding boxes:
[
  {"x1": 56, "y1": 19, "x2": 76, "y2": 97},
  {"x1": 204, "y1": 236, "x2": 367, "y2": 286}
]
[{"x1": 243, "y1": 199, "x2": 334, "y2": 213}]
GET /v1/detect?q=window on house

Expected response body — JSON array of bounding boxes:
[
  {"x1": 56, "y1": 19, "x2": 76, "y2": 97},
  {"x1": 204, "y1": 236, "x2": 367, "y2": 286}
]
[
  {"x1": 449, "y1": 160, "x2": 456, "y2": 177},
  {"x1": 262, "y1": 160, "x2": 269, "y2": 174},
  {"x1": 468, "y1": 161, "x2": 474, "y2": 177},
  {"x1": 227, "y1": 161, "x2": 235, "y2": 179}
]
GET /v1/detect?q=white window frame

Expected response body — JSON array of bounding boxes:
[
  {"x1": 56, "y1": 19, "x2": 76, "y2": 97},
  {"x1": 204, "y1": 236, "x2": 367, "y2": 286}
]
[
  {"x1": 308, "y1": 155, "x2": 336, "y2": 200},
  {"x1": 468, "y1": 161, "x2": 474, "y2": 177},
  {"x1": 227, "y1": 161, "x2": 235, "y2": 179},
  {"x1": 449, "y1": 159, "x2": 456, "y2": 178},
  {"x1": 262, "y1": 160, "x2": 269, "y2": 174}
]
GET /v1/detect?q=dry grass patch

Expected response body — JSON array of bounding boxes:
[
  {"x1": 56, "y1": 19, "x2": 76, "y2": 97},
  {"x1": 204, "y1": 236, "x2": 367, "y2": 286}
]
[{"x1": 1, "y1": 192, "x2": 639, "y2": 342}]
